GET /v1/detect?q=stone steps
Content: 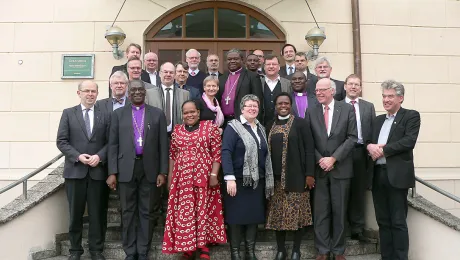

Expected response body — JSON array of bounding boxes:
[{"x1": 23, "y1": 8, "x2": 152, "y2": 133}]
[{"x1": 58, "y1": 239, "x2": 378, "y2": 259}]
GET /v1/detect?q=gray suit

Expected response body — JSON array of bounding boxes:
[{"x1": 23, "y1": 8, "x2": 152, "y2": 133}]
[
  {"x1": 259, "y1": 76, "x2": 292, "y2": 94},
  {"x1": 96, "y1": 97, "x2": 131, "y2": 115},
  {"x1": 144, "y1": 81, "x2": 155, "y2": 89},
  {"x1": 145, "y1": 86, "x2": 190, "y2": 128},
  {"x1": 306, "y1": 100, "x2": 357, "y2": 256},
  {"x1": 347, "y1": 98, "x2": 376, "y2": 235}
]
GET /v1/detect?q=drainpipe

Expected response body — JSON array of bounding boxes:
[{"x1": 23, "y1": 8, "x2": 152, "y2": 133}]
[{"x1": 351, "y1": 0, "x2": 362, "y2": 80}]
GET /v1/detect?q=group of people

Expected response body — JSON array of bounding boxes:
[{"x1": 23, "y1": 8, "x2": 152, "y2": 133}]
[{"x1": 56, "y1": 42, "x2": 421, "y2": 260}]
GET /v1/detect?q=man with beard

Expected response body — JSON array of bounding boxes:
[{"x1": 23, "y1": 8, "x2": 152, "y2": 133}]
[
  {"x1": 279, "y1": 44, "x2": 297, "y2": 78},
  {"x1": 107, "y1": 81, "x2": 168, "y2": 260},
  {"x1": 307, "y1": 57, "x2": 346, "y2": 101},
  {"x1": 290, "y1": 71, "x2": 318, "y2": 118},
  {"x1": 217, "y1": 48, "x2": 263, "y2": 126},
  {"x1": 185, "y1": 49, "x2": 207, "y2": 93}
]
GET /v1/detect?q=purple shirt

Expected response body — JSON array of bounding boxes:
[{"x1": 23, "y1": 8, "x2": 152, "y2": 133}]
[
  {"x1": 294, "y1": 92, "x2": 308, "y2": 118},
  {"x1": 132, "y1": 104, "x2": 145, "y2": 155},
  {"x1": 221, "y1": 68, "x2": 242, "y2": 116}
]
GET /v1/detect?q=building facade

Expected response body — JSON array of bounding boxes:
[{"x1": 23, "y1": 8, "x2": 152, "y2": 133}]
[{"x1": 1, "y1": 0, "x2": 460, "y2": 214}]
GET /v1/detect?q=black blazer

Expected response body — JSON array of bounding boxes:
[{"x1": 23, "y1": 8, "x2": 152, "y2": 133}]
[
  {"x1": 266, "y1": 117, "x2": 315, "y2": 192},
  {"x1": 176, "y1": 83, "x2": 201, "y2": 100},
  {"x1": 306, "y1": 101, "x2": 358, "y2": 179},
  {"x1": 291, "y1": 93, "x2": 318, "y2": 118},
  {"x1": 196, "y1": 97, "x2": 217, "y2": 122},
  {"x1": 96, "y1": 97, "x2": 131, "y2": 116},
  {"x1": 216, "y1": 68, "x2": 263, "y2": 121},
  {"x1": 111, "y1": 63, "x2": 151, "y2": 83},
  {"x1": 108, "y1": 104, "x2": 169, "y2": 183},
  {"x1": 367, "y1": 108, "x2": 421, "y2": 189},
  {"x1": 56, "y1": 104, "x2": 110, "y2": 180},
  {"x1": 307, "y1": 77, "x2": 345, "y2": 101}
]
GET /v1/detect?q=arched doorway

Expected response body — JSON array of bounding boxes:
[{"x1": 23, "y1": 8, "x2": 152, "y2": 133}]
[{"x1": 144, "y1": 1, "x2": 286, "y2": 72}]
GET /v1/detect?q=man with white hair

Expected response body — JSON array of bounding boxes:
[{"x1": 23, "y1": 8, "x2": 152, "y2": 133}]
[
  {"x1": 97, "y1": 71, "x2": 130, "y2": 114},
  {"x1": 185, "y1": 49, "x2": 207, "y2": 93},
  {"x1": 307, "y1": 57, "x2": 346, "y2": 101}
]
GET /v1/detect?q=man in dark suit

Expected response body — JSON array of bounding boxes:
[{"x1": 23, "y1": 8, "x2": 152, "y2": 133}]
[
  {"x1": 294, "y1": 52, "x2": 316, "y2": 82},
  {"x1": 144, "y1": 52, "x2": 161, "y2": 87},
  {"x1": 246, "y1": 53, "x2": 264, "y2": 78},
  {"x1": 252, "y1": 49, "x2": 265, "y2": 75},
  {"x1": 175, "y1": 61, "x2": 201, "y2": 100},
  {"x1": 56, "y1": 80, "x2": 110, "y2": 260},
  {"x1": 216, "y1": 48, "x2": 263, "y2": 126},
  {"x1": 107, "y1": 81, "x2": 168, "y2": 260},
  {"x1": 279, "y1": 44, "x2": 297, "y2": 79},
  {"x1": 367, "y1": 80, "x2": 420, "y2": 260},
  {"x1": 97, "y1": 71, "x2": 130, "y2": 115},
  {"x1": 306, "y1": 78, "x2": 357, "y2": 260},
  {"x1": 206, "y1": 54, "x2": 222, "y2": 77},
  {"x1": 290, "y1": 71, "x2": 317, "y2": 118},
  {"x1": 110, "y1": 43, "x2": 151, "y2": 84},
  {"x1": 343, "y1": 74, "x2": 376, "y2": 243},
  {"x1": 307, "y1": 57, "x2": 346, "y2": 101}
]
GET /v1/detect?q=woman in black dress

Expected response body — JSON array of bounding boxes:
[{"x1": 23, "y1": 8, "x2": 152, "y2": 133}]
[
  {"x1": 221, "y1": 94, "x2": 274, "y2": 260},
  {"x1": 196, "y1": 75, "x2": 224, "y2": 133},
  {"x1": 265, "y1": 92, "x2": 315, "y2": 260}
]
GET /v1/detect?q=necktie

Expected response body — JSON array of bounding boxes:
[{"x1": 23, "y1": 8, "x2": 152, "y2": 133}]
[
  {"x1": 350, "y1": 100, "x2": 357, "y2": 113},
  {"x1": 165, "y1": 88, "x2": 172, "y2": 125},
  {"x1": 84, "y1": 108, "x2": 92, "y2": 137},
  {"x1": 324, "y1": 105, "x2": 329, "y2": 133},
  {"x1": 288, "y1": 66, "x2": 293, "y2": 75},
  {"x1": 113, "y1": 98, "x2": 124, "y2": 104}
]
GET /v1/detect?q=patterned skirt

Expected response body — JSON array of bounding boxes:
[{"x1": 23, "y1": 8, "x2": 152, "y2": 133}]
[{"x1": 266, "y1": 180, "x2": 313, "y2": 230}]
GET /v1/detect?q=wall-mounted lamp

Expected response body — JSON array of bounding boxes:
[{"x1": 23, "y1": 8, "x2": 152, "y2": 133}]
[
  {"x1": 105, "y1": 26, "x2": 126, "y2": 60},
  {"x1": 305, "y1": 27, "x2": 326, "y2": 60}
]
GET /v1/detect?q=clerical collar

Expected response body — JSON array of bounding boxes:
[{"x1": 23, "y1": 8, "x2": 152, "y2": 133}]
[
  {"x1": 278, "y1": 115, "x2": 290, "y2": 120},
  {"x1": 295, "y1": 91, "x2": 307, "y2": 96},
  {"x1": 229, "y1": 67, "x2": 243, "y2": 75},
  {"x1": 131, "y1": 104, "x2": 145, "y2": 111},
  {"x1": 185, "y1": 121, "x2": 200, "y2": 132}
]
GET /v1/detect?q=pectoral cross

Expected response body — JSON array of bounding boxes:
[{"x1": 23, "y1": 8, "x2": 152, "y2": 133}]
[
  {"x1": 225, "y1": 96, "x2": 231, "y2": 105},
  {"x1": 137, "y1": 136, "x2": 143, "y2": 147}
]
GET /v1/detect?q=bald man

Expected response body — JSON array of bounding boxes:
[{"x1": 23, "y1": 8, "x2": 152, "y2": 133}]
[{"x1": 144, "y1": 52, "x2": 161, "y2": 87}]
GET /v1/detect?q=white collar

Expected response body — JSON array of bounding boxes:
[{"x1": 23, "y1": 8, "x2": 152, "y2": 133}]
[
  {"x1": 287, "y1": 64, "x2": 295, "y2": 69},
  {"x1": 188, "y1": 68, "x2": 199, "y2": 75},
  {"x1": 81, "y1": 104, "x2": 94, "y2": 111},
  {"x1": 240, "y1": 115, "x2": 258, "y2": 127},
  {"x1": 265, "y1": 75, "x2": 280, "y2": 83},
  {"x1": 146, "y1": 69, "x2": 157, "y2": 75},
  {"x1": 278, "y1": 114, "x2": 290, "y2": 120},
  {"x1": 161, "y1": 84, "x2": 174, "y2": 91},
  {"x1": 322, "y1": 99, "x2": 335, "y2": 110},
  {"x1": 386, "y1": 111, "x2": 398, "y2": 119},
  {"x1": 345, "y1": 97, "x2": 360, "y2": 103}
]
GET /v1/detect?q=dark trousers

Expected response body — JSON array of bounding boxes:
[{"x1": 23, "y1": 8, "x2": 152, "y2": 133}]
[
  {"x1": 65, "y1": 176, "x2": 109, "y2": 255},
  {"x1": 372, "y1": 165, "x2": 409, "y2": 260},
  {"x1": 119, "y1": 159, "x2": 161, "y2": 257},
  {"x1": 348, "y1": 146, "x2": 367, "y2": 234},
  {"x1": 314, "y1": 172, "x2": 350, "y2": 255}
]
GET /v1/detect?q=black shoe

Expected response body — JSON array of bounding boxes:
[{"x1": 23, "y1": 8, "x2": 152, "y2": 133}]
[
  {"x1": 228, "y1": 224, "x2": 242, "y2": 260},
  {"x1": 138, "y1": 254, "x2": 149, "y2": 260},
  {"x1": 244, "y1": 224, "x2": 258, "y2": 260},
  {"x1": 90, "y1": 252, "x2": 106, "y2": 260},
  {"x1": 274, "y1": 251, "x2": 287, "y2": 260},
  {"x1": 291, "y1": 251, "x2": 301, "y2": 260},
  {"x1": 68, "y1": 254, "x2": 81, "y2": 260},
  {"x1": 350, "y1": 232, "x2": 371, "y2": 243},
  {"x1": 124, "y1": 256, "x2": 136, "y2": 260}
]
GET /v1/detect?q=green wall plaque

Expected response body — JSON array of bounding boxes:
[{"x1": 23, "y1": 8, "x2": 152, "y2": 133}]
[{"x1": 61, "y1": 54, "x2": 95, "y2": 79}]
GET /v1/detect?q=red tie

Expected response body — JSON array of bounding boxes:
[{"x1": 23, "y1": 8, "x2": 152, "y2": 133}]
[
  {"x1": 324, "y1": 105, "x2": 329, "y2": 132},
  {"x1": 350, "y1": 100, "x2": 356, "y2": 113}
]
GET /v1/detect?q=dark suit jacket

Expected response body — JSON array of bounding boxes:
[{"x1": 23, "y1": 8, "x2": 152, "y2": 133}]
[
  {"x1": 306, "y1": 101, "x2": 358, "y2": 179},
  {"x1": 279, "y1": 65, "x2": 294, "y2": 79},
  {"x1": 266, "y1": 117, "x2": 315, "y2": 192},
  {"x1": 367, "y1": 108, "x2": 421, "y2": 189},
  {"x1": 291, "y1": 92, "x2": 318, "y2": 118},
  {"x1": 56, "y1": 104, "x2": 110, "y2": 180},
  {"x1": 111, "y1": 63, "x2": 151, "y2": 84},
  {"x1": 307, "y1": 77, "x2": 345, "y2": 101},
  {"x1": 146, "y1": 71, "x2": 161, "y2": 87},
  {"x1": 216, "y1": 68, "x2": 263, "y2": 121},
  {"x1": 176, "y1": 83, "x2": 201, "y2": 100},
  {"x1": 145, "y1": 86, "x2": 190, "y2": 127},
  {"x1": 108, "y1": 104, "x2": 169, "y2": 183},
  {"x1": 96, "y1": 97, "x2": 131, "y2": 116},
  {"x1": 354, "y1": 99, "x2": 376, "y2": 144}
]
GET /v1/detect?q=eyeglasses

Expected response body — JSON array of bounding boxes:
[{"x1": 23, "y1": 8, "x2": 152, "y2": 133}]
[
  {"x1": 244, "y1": 105, "x2": 259, "y2": 109},
  {"x1": 315, "y1": 88, "x2": 331, "y2": 93},
  {"x1": 265, "y1": 63, "x2": 279, "y2": 67}
]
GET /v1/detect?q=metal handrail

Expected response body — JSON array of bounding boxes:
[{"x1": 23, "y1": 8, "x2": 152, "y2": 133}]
[
  {"x1": 0, "y1": 153, "x2": 64, "y2": 199},
  {"x1": 412, "y1": 176, "x2": 460, "y2": 204}
]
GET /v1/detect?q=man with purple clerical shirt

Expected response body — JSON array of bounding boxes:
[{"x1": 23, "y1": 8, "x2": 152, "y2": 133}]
[
  {"x1": 290, "y1": 71, "x2": 318, "y2": 118},
  {"x1": 107, "y1": 80, "x2": 168, "y2": 260},
  {"x1": 217, "y1": 48, "x2": 263, "y2": 127}
]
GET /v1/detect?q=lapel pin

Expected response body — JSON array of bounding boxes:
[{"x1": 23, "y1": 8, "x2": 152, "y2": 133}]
[{"x1": 394, "y1": 122, "x2": 397, "y2": 124}]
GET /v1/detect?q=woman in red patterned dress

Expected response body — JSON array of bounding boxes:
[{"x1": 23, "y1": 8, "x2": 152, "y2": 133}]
[{"x1": 162, "y1": 100, "x2": 227, "y2": 260}]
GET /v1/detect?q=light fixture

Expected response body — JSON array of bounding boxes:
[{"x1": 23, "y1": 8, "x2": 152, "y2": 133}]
[
  {"x1": 105, "y1": 26, "x2": 126, "y2": 60},
  {"x1": 305, "y1": 27, "x2": 326, "y2": 60}
]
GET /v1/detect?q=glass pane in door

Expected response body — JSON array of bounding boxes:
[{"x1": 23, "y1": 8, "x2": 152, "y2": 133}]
[
  {"x1": 186, "y1": 9, "x2": 214, "y2": 38},
  {"x1": 158, "y1": 50, "x2": 183, "y2": 68},
  {"x1": 154, "y1": 16, "x2": 182, "y2": 38},
  {"x1": 218, "y1": 9, "x2": 246, "y2": 38}
]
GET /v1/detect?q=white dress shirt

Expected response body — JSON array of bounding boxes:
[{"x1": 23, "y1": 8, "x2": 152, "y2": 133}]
[
  {"x1": 322, "y1": 99, "x2": 335, "y2": 136},
  {"x1": 188, "y1": 68, "x2": 200, "y2": 76},
  {"x1": 161, "y1": 84, "x2": 174, "y2": 132},
  {"x1": 345, "y1": 97, "x2": 363, "y2": 144},
  {"x1": 376, "y1": 112, "x2": 397, "y2": 165},
  {"x1": 147, "y1": 70, "x2": 157, "y2": 86},
  {"x1": 81, "y1": 104, "x2": 94, "y2": 132},
  {"x1": 265, "y1": 76, "x2": 280, "y2": 92}
]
